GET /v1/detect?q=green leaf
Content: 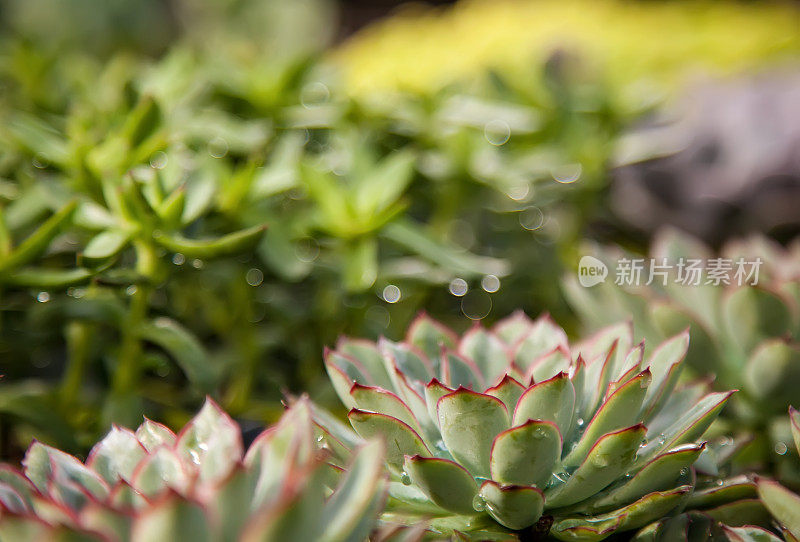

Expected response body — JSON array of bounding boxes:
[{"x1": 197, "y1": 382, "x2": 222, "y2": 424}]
[
  {"x1": 350, "y1": 383, "x2": 422, "y2": 435},
  {"x1": 478, "y1": 481, "x2": 544, "y2": 530},
  {"x1": 3, "y1": 267, "x2": 92, "y2": 288},
  {"x1": 320, "y1": 440, "x2": 386, "y2": 542},
  {"x1": 404, "y1": 455, "x2": 478, "y2": 515},
  {"x1": 551, "y1": 486, "x2": 690, "y2": 541},
  {"x1": 564, "y1": 371, "x2": 650, "y2": 468},
  {"x1": 152, "y1": 225, "x2": 266, "y2": 259},
  {"x1": 86, "y1": 426, "x2": 146, "y2": 484},
  {"x1": 512, "y1": 372, "x2": 575, "y2": 435},
  {"x1": 81, "y1": 229, "x2": 131, "y2": 266},
  {"x1": 437, "y1": 389, "x2": 509, "y2": 478},
  {"x1": 545, "y1": 425, "x2": 646, "y2": 509},
  {"x1": 0, "y1": 200, "x2": 77, "y2": 273},
  {"x1": 348, "y1": 409, "x2": 430, "y2": 470},
  {"x1": 137, "y1": 318, "x2": 217, "y2": 392},
  {"x1": 756, "y1": 478, "x2": 800, "y2": 538},
  {"x1": 490, "y1": 420, "x2": 561, "y2": 488},
  {"x1": 132, "y1": 496, "x2": 212, "y2": 542}
]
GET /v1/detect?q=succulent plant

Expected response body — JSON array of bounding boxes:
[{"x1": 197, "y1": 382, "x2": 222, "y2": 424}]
[
  {"x1": 565, "y1": 228, "x2": 800, "y2": 484},
  {"x1": 755, "y1": 407, "x2": 800, "y2": 541},
  {"x1": 323, "y1": 312, "x2": 733, "y2": 540},
  {"x1": 633, "y1": 511, "x2": 784, "y2": 542},
  {"x1": 0, "y1": 397, "x2": 387, "y2": 541}
]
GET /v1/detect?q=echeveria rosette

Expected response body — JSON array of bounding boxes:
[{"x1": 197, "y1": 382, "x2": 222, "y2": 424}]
[
  {"x1": 325, "y1": 312, "x2": 734, "y2": 540},
  {"x1": 0, "y1": 398, "x2": 387, "y2": 541},
  {"x1": 565, "y1": 229, "x2": 800, "y2": 486}
]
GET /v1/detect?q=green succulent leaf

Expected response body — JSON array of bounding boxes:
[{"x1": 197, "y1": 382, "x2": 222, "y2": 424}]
[
  {"x1": 437, "y1": 389, "x2": 508, "y2": 478},
  {"x1": 404, "y1": 455, "x2": 479, "y2": 515},
  {"x1": 477, "y1": 480, "x2": 544, "y2": 531},
  {"x1": 489, "y1": 420, "x2": 561, "y2": 488},
  {"x1": 756, "y1": 478, "x2": 800, "y2": 538}
]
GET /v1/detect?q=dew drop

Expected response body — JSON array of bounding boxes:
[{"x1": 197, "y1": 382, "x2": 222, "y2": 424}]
[
  {"x1": 775, "y1": 442, "x2": 789, "y2": 456},
  {"x1": 575, "y1": 418, "x2": 585, "y2": 428},
  {"x1": 172, "y1": 253, "x2": 185, "y2": 265},
  {"x1": 481, "y1": 274, "x2": 500, "y2": 293},
  {"x1": 37, "y1": 292, "x2": 50, "y2": 303},
  {"x1": 382, "y1": 285, "x2": 401, "y2": 303},
  {"x1": 246, "y1": 268, "x2": 264, "y2": 286},
  {"x1": 472, "y1": 494, "x2": 486, "y2": 512},
  {"x1": 400, "y1": 471, "x2": 412, "y2": 485},
  {"x1": 449, "y1": 278, "x2": 468, "y2": 297}
]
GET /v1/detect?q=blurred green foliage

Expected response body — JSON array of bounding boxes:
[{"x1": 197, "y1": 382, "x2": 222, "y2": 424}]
[{"x1": 3, "y1": 0, "x2": 788, "y2": 459}]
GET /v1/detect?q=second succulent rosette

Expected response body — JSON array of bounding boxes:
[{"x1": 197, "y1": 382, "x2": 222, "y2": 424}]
[{"x1": 325, "y1": 313, "x2": 734, "y2": 540}]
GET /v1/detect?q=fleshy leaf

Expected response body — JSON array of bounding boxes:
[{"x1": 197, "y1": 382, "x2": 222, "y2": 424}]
[
  {"x1": 86, "y1": 426, "x2": 147, "y2": 484},
  {"x1": 348, "y1": 410, "x2": 430, "y2": 470},
  {"x1": 477, "y1": 480, "x2": 544, "y2": 530},
  {"x1": 404, "y1": 455, "x2": 478, "y2": 515},
  {"x1": 437, "y1": 389, "x2": 508, "y2": 478},
  {"x1": 490, "y1": 420, "x2": 561, "y2": 488},
  {"x1": 512, "y1": 372, "x2": 574, "y2": 434},
  {"x1": 756, "y1": 478, "x2": 800, "y2": 538},
  {"x1": 545, "y1": 425, "x2": 646, "y2": 508},
  {"x1": 563, "y1": 371, "x2": 651, "y2": 468}
]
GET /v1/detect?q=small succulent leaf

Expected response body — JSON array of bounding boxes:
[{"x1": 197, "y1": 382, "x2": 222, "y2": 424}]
[
  {"x1": 137, "y1": 317, "x2": 217, "y2": 393},
  {"x1": 460, "y1": 326, "x2": 511, "y2": 384},
  {"x1": 485, "y1": 375, "x2": 525, "y2": 414},
  {"x1": 687, "y1": 476, "x2": 757, "y2": 509},
  {"x1": 175, "y1": 398, "x2": 243, "y2": 483},
  {"x1": 391, "y1": 370, "x2": 439, "y2": 446},
  {"x1": 563, "y1": 371, "x2": 651, "y2": 468},
  {"x1": 337, "y1": 338, "x2": 394, "y2": 390},
  {"x1": 525, "y1": 347, "x2": 572, "y2": 384},
  {"x1": 30, "y1": 495, "x2": 78, "y2": 527},
  {"x1": 0, "y1": 516, "x2": 52, "y2": 542},
  {"x1": 702, "y1": 499, "x2": 770, "y2": 528},
  {"x1": 151, "y1": 224, "x2": 266, "y2": 259},
  {"x1": 0, "y1": 482, "x2": 29, "y2": 514},
  {"x1": 240, "y1": 469, "x2": 326, "y2": 542},
  {"x1": 440, "y1": 350, "x2": 485, "y2": 390},
  {"x1": 744, "y1": 341, "x2": 800, "y2": 411},
  {"x1": 23, "y1": 442, "x2": 108, "y2": 502},
  {"x1": 721, "y1": 525, "x2": 783, "y2": 542},
  {"x1": 403, "y1": 455, "x2": 478, "y2": 515},
  {"x1": 494, "y1": 311, "x2": 535, "y2": 345},
  {"x1": 512, "y1": 373, "x2": 575, "y2": 435},
  {"x1": 642, "y1": 330, "x2": 689, "y2": 415},
  {"x1": 135, "y1": 418, "x2": 176, "y2": 453},
  {"x1": 606, "y1": 343, "x2": 644, "y2": 396},
  {"x1": 80, "y1": 502, "x2": 133, "y2": 541},
  {"x1": 348, "y1": 410, "x2": 430, "y2": 471},
  {"x1": 513, "y1": 316, "x2": 569, "y2": 370},
  {"x1": 477, "y1": 481, "x2": 544, "y2": 531},
  {"x1": 3, "y1": 267, "x2": 93, "y2": 288},
  {"x1": 407, "y1": 314, "x2": 458, "y2": 361},
  {"x1": 643, "y1": 379, "x2": 712, "y2": 438},
  {"x1": 0, "y1": 200, "x2": 77, "y2": 273},
  {"x1": 325, "y1": 353, "x2": 362, "y2": 409},
  {"x1": 350, "y1": 383, "x2": 422, "y2": 435},
  {"x1": 320, "y1": 439, "x2": 386, "y2": 542},
  {"x1": 639, "y1": 391, "x2": 733, "y2": 463},
  {"x1": 109, "y1": 480, "x2": 147, "y2": 509},
  {"x1": 425, "y1": 379, "x2": 454, "y2": 427},
  {"x1": 545, "y1": 424, "x2": 646, "y2": 508},
  {"x1": 791, "y1": 406, "x2": 800, "y2": 455},
  {"x1": 131, "y1": 447, "x2": 189, "y2": 498},
  {"x1": 551, "y1": 486, "x2": 690, "y2": 542},
  {"x1": 586, "y1": 443, "x2": 704, "y2": 512},
  {"x1": 723, "y1": 287, "x2": 793, "y2": 355},
  {"x1": 131, "y1": 495, "x2": 212, "y2": 542},
  {"x1": 86, "y1": 426, "x2": 147, "y2": 484},
  {"x1": 0, "y1": 466, "x2": 35, "y2": 509},
  {"x1": 342, "y1": 236, "x2": 378, "y2": 291},
  {"x1": 81, "y1": 229, "x2": 131, "y2": 266},
  {"x1": 490, "y1": 420, "x2": 561, "y2": 488},
  {"x1": 756, "y1": 478, "x2": 800, "y2": 538},
  {"x1": 573, "y1": 322, "x2": 632, "y2": 376},
  {"x1": 437, "y1": 389, "x2": 509, "y2": 478},
  {"x1": 380, "y1": 338, "x2": 436, "y2": 385}
]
